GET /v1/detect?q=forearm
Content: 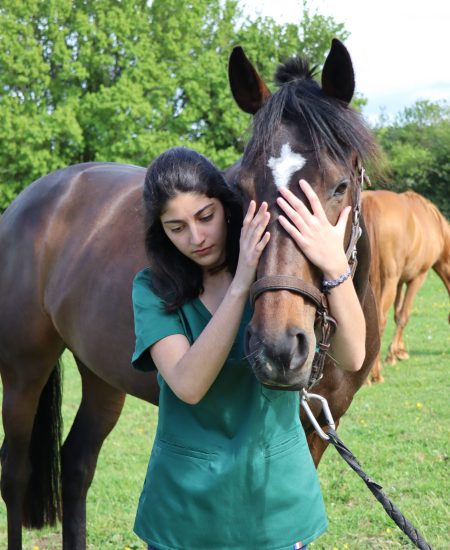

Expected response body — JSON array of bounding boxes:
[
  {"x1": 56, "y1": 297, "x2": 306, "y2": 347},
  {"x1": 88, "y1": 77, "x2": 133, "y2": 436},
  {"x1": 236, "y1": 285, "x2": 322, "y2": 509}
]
[
  {"x1": 326, "y1": 277, "x2": 366, "y2": 371},
  {"x1": 167, "y1": 283, "x2": 248, "y2": 403}
]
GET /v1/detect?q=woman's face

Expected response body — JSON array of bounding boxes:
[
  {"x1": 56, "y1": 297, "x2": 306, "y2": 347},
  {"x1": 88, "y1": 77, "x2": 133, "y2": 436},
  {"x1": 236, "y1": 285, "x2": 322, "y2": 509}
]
[{"x1": 160, "y1": 192, "x2": 228, "y2": 270}]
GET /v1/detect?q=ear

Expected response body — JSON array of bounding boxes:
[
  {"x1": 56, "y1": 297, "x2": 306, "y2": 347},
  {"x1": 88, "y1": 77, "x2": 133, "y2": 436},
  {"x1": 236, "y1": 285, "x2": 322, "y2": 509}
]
[
  {"x1": 321, "y1": 38, "x2": 355, "y2": 104},
  {"x1": 228, "y1": 46, "x2": 272, "y2": 115}
]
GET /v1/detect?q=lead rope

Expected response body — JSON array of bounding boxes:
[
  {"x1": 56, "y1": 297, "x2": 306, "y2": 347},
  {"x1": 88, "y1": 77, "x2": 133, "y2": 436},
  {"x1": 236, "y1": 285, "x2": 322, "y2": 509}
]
[{"x1": 301, "y1": 391, "x2": 433, "y2": 549}]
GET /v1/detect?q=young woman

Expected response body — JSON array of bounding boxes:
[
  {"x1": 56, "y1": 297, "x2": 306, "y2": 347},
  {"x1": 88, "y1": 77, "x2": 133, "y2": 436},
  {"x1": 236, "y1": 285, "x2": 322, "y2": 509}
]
[{"x1": 131, "y1": 147, "x2": 365, "y2": 550}]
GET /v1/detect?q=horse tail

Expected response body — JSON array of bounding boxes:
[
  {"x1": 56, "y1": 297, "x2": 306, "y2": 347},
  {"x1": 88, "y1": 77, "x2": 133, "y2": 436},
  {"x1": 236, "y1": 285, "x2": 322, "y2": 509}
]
[{"x1": 23, "y1": 359, "x2": 63, "y2": 528}]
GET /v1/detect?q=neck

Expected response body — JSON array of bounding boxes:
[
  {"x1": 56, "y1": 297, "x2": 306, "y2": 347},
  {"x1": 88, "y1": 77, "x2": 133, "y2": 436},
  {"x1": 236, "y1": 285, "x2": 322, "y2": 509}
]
[{"x1": 202, "y1": 266, "x2": 232, "y2": 289}]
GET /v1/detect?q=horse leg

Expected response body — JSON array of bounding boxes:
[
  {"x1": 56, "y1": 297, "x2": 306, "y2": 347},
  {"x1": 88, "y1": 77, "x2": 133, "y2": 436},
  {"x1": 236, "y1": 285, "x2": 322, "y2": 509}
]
[
  {"x1": 369, "y1": 276, "x2": 399, "y2": 379},
  {"x1": 369, "y1": 354, "x2": 383, "y2": 384},
  {"x1": 61, "y1": 359, "x2": 125, "y2": 550},
  {"x1": 432, "y1": 258, "x2": 450, "y2": 323},
  {"x1": 393, "y1": 281, "x2": 405, "y2": 323},
  {"x1": 370, "y1": 279, "x2": 397, "y2": 382},
  {"x1": 1, "y1": 357, "x2": 62, "y2": 550},
  {"x1": 387, "y1": 271, "x2": 428, "y2": 363},
  {"x1": 385, "y1": 281, "x2": 405, "y2": 364}
]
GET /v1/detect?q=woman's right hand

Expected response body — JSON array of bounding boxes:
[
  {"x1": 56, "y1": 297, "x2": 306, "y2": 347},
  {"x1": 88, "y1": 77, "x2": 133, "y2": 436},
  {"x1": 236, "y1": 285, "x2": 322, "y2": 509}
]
[{"x1": 232, "y1": 200, "x2": 271, "y2": 294}]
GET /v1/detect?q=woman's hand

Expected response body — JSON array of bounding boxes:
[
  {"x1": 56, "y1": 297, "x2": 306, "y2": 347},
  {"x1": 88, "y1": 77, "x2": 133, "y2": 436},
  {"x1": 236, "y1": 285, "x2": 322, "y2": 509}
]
[
  {"x1": 276, "y1": 179, "x2": 350, "y2": 279},
  {"x1": 232, "y1": 200, "x2": 270, "y2": 294},
  {"x1": 277, "y1": 179, "x2": 365, "y2": 371}
]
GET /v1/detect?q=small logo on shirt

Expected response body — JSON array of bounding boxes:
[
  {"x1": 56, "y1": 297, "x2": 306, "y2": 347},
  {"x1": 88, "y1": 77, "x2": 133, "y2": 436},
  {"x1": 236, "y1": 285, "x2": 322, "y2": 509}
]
[{"x1": 293, "y1": 542, "x2": 303, "y2": 549}]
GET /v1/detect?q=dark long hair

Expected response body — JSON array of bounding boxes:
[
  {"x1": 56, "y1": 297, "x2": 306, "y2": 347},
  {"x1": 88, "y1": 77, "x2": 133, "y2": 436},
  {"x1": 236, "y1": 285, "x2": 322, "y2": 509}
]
[{"x1": 143, "y1": 147, "x2": 243, "y2": 311}]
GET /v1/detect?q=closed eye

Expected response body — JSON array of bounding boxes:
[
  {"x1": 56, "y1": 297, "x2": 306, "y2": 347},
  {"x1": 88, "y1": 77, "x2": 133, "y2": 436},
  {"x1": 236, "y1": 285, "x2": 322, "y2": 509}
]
[{"x1": 199, "y1": 214, "x2": 213, "y2": 222}]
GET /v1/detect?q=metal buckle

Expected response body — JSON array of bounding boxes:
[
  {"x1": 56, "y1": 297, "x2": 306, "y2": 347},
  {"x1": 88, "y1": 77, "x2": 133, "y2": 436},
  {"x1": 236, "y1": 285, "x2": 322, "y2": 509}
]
[{"x1": 301, "y1": 389, "x2": 336, "y2": 441}]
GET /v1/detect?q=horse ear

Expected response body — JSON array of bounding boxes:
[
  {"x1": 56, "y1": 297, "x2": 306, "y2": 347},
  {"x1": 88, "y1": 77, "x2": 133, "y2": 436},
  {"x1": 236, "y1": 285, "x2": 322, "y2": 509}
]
[
  {"x1": 228, "y1": 46, "x2": 272, "y2": 115},
  {"x1": 321, "y1": 38, "x2": 355, "y2": 104}
]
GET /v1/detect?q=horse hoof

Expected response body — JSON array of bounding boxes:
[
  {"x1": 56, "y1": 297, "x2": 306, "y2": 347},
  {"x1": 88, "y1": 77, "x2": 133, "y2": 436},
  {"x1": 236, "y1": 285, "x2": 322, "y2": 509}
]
[
  {"x1": 370, "y1": 375, "x2": 385, "y2": 384},
  {"x1": 396, "y1": 351, "x2": 410, "y2": 361},
  {"x1": 384, "y1": 355, "x2": 396, "y2": 366}
]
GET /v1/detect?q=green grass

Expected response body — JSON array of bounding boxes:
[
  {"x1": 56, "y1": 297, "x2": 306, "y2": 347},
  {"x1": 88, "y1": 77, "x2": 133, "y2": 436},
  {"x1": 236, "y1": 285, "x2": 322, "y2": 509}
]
[{"x1": 1, "y1": 271, "x2": 448, "y2": 549}]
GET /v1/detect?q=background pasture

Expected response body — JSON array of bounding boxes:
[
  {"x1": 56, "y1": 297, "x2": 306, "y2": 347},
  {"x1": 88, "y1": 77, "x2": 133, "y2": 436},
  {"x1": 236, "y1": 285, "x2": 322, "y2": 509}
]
[{"x1": 0, "y1": 270, "x2": 448, "y2": 549}]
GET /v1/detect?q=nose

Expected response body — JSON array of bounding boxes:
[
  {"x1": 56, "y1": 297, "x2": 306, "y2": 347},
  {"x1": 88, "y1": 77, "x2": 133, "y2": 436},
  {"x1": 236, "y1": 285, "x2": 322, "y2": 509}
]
[
  {"x1": 246, "y1": 325, "x2": 310, "y2": 385},
  {"x1": 189, "y1": 223, "x2": 205, "y2": 246}
]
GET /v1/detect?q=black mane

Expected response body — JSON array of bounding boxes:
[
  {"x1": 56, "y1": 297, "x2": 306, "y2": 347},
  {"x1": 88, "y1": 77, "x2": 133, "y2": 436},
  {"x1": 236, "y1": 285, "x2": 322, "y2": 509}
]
[{"x1": 245, "y1": 55, "x2": 379, "y2": 170}]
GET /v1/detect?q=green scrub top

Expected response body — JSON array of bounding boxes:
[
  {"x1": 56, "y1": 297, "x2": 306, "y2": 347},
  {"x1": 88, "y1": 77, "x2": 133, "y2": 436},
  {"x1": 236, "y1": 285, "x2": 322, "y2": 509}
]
[{"x1": 132, "y1": 268, "x2": 327, "y2": 550}]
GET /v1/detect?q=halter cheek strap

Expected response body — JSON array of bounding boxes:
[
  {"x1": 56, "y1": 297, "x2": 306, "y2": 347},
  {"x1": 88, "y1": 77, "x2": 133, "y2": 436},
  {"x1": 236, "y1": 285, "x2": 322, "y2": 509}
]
[{"x1": 249, "y1": 166, "x2": 367, "y2": 390}]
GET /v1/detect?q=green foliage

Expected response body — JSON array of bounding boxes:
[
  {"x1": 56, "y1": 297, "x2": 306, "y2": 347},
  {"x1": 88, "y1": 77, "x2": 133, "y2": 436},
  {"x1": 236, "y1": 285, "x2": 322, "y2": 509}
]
[
  {"x1": 374, "y1": 100, "x2": 450, "y2": 217},
  {"x1": 0, "y1": 0, "x2": 348, "y2": 210}
]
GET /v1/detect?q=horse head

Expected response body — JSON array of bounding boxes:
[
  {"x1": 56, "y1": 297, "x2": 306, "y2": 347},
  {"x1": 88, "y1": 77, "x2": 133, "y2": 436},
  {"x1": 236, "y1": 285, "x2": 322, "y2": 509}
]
[{"x1": 229, "y1": 39, "x2": 377, "y2": 390}]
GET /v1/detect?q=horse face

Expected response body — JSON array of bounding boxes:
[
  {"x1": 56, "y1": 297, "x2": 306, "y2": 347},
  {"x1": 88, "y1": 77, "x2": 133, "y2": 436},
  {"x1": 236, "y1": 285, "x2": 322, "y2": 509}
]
[
  {"x1": 240, "y1": 128, "x2": 354, "y2": 389},
  {"x1": 229, "y1": 40, "x2": 366, "y2": 390}
]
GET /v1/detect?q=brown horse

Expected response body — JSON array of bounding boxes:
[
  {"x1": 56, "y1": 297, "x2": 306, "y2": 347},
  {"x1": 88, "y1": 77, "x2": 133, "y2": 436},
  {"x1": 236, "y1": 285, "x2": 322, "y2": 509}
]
[
  {"x1": 362, "y1": 189, "x2": 450, "y2": 382},
  {"x1": 228, "y1": 40, "x2": 380, "y2": 463},
  {"x1": 0, "y1": 40, "x2": 380, "y2": 549}
]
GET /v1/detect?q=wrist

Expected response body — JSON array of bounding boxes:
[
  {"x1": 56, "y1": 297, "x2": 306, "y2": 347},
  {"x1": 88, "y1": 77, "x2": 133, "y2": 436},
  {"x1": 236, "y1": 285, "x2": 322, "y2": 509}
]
[
  {"x1": 322, "y1": 259, "x2": 349, "y2": 281},
  {"x1": 322, "y1": 265, "x2": 352, "y2": 294}
]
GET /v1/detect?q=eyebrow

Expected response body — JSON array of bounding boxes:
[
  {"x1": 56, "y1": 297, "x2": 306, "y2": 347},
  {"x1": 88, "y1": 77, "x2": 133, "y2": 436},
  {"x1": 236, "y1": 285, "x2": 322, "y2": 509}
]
[{"x1": 162, "y1": 203, "x2": 215, "y2": 224}]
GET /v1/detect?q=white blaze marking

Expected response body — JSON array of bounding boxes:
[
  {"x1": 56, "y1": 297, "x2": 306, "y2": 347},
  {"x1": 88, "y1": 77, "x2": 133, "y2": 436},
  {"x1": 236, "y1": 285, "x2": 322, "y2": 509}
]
[{"x1": 267, "y1": 143, "x2": 306, "y2": 188}]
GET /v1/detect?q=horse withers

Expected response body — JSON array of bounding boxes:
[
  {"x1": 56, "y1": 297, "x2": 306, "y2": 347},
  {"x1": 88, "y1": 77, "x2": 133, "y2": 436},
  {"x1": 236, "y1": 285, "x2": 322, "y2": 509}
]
[
  {"x1": 362, "y1": 189, "x2": 450, "y2": 382},
  {"x1": 0, "y1": 40, "x2": 380, "y2": 549}
]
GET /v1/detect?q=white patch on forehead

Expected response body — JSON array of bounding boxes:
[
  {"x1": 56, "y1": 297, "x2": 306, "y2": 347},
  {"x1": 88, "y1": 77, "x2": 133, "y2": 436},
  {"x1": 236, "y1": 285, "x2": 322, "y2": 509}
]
[{"x1": 267, "y1": 143, "x2": 306, "y2": 188}]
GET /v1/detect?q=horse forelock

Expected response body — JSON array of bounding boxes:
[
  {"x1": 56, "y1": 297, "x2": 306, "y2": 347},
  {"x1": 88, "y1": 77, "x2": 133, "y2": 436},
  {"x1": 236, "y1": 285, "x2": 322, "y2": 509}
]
[
  {"x1": 274, "y1": 56, "x2": 318, "y2": 85},
  {"x1": 244, "y1": 56, "x2": 379, "y2": 175}
]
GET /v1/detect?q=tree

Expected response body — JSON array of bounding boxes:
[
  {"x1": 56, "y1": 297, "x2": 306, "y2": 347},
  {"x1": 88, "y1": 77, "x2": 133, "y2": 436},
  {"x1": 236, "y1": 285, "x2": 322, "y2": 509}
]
[
  {"x1": 374, "y1": 100, "x2": 450, "y2": 217},
  {"x1": 0, "y1": 0, "x2": 349, "y2": 210}
]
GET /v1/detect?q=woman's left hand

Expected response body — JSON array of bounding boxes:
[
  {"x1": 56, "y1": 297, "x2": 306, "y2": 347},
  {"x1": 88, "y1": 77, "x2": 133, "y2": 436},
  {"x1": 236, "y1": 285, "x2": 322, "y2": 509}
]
[{"x1": 276, "y1": 179, "x2": 350, "y2": 280}]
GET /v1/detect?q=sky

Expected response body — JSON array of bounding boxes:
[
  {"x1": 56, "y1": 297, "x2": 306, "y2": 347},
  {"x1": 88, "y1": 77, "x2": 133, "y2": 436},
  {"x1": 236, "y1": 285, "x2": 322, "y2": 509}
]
[{"x1": 241, "y1": 0, "x2": 450, "y2": 122}]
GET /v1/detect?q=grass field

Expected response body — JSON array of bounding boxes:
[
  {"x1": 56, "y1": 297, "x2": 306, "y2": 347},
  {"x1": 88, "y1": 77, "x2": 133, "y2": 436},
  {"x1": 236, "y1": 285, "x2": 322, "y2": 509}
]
[{"x1": 0, "y1": 270, "x2": 448, "y2": 549}]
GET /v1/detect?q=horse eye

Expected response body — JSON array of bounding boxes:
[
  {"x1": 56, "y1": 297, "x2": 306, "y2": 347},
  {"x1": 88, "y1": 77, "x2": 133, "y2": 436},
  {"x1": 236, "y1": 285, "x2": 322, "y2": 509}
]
[{"x1": 334, "y1": 182, "x2": 349, "y2": 196}]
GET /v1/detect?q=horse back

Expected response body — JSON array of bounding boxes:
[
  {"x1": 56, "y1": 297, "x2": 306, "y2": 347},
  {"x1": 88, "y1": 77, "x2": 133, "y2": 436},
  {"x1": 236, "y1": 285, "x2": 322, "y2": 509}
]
[
  {"x1": 0, "y1": 163, "x2": 155, "y2": 399},
  {"x1": 362, "y1": 190, "x2": 447, "y2": 289}
]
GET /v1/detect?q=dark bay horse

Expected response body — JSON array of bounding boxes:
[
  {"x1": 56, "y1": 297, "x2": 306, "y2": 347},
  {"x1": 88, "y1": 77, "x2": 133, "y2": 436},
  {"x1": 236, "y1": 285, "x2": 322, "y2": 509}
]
[
  {"x1": 362, "y1": 189, "x2": 450, "y2": 382},
  {"x1": 228, "y1": 39, "x2": 380, "y2": 460},
  {"x1": 0, "y1": 40, "x2": 380, "y2": 549}
]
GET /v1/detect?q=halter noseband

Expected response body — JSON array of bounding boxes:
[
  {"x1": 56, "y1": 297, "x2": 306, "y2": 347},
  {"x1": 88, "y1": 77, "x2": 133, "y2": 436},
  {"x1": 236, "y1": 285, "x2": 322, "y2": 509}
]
[{"x1": 249, "y1": 166, "x2": 368, "y2": 390}]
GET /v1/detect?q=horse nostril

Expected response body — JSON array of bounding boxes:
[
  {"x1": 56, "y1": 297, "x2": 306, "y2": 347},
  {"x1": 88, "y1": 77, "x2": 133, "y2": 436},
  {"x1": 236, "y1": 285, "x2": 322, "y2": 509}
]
[{"x1": 291, "y1": 330, "x2": 309, "y2": 369}]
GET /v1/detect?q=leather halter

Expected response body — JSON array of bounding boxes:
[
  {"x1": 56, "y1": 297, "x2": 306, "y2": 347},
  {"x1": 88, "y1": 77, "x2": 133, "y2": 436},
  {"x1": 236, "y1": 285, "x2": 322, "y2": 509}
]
[{"x1": 249, "y1": 167, "x2": 368, "y2": 390}]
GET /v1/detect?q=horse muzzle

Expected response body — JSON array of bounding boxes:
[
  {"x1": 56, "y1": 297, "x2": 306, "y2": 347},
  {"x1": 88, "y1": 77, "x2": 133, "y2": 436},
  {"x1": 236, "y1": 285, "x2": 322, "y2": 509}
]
[{"x1": 245, "y1": 323, "x2": 315, "y2": 389}]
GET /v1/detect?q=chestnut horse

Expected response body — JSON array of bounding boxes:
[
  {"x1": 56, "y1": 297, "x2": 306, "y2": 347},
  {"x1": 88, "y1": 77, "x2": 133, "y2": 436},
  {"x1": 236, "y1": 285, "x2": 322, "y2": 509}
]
[
  {"x1": 362, "y1": 189, "x2": 450, "y2": 382},
  {"x1": 0, "y1": 40, "x2": 379, "y2": 549}
]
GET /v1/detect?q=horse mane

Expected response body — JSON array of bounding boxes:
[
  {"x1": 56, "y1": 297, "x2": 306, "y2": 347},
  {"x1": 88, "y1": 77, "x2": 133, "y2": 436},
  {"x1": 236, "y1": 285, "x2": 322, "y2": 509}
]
[{"x1": 245, "y1": 55, "x2": 379, "y2": 171}]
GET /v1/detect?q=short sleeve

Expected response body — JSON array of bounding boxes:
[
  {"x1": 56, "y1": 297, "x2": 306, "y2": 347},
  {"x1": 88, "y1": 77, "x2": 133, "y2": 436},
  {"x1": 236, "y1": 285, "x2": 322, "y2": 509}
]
[{"x1": 131, "y1": 268, "x2": 186, "y2": 372}]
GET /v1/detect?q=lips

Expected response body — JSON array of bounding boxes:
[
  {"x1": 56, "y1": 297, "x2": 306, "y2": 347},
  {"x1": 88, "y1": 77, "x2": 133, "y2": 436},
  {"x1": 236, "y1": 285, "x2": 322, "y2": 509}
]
[{"x1": 193, "y1": 246, "x2": 213, "y2": 256}]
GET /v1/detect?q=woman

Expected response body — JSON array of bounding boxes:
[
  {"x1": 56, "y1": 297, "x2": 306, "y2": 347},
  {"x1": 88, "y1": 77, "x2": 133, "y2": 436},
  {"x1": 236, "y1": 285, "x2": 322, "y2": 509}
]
[{"x1": 131, "y1": 147, "x2": 365, "y2": 550}]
